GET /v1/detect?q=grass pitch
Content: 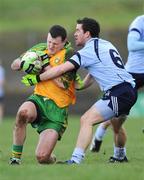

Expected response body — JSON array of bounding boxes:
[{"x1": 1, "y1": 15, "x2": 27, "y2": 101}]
[
  {"x1": 0, "y1": 0, "x2": 143, "y2": 32},
  {"x1": 0, "y1": 116, "x2": 144, "y2": 180}
]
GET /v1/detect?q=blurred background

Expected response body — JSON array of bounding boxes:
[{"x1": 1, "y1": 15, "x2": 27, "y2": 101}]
[{"x1": 0, "y1": 0, "x2": 144, "y2": 117}]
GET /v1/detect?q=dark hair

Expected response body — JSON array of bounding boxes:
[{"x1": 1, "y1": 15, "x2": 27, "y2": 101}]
[
  {"x1": 49, "y1": 25, "x2": 67, "y2": 41},
  {"x1": 77, "y1": 17, "x2": 100, "y2": 38}
]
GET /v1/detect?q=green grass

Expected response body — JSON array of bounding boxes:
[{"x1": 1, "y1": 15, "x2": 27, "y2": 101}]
[
  {"x1": 0, "y1": 116, "x2": 144, "y2": 180},
  {"x1": 0, "y1": 0, "x2": 143, "y2": 32}
]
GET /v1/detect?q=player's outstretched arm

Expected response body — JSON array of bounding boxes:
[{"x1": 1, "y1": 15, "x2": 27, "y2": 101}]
[{"x1": 21, "y1": 61, "x2": 75, "y2": 86}]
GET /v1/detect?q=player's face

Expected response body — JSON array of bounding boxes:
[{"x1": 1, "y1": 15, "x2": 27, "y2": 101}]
[
  {"x1": 74, "y1": 24, "x2": 88, "y2": 46},
  {"x1": 47, "y1": 33, "x2": 66, "y2": 55}
]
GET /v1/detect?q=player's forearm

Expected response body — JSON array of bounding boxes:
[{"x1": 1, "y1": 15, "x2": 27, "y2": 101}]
[
  {"x1": 39, "y1": 61, "x2": 75, "y2": 81},
  {"x1": 75, "y1": 73, "x2": 94, "y2": 90},
  {"x1": 82, "y1": 74, "x2": 94, "y2": 89},
  {"x1": 127, "y1": 32, "x2": 144, "y2": 51},
  {"x1": 21, "y1": 62, "x2": 75, "y2": 87},
  {"x1": 128, "y1": 39, "x2": 144, "y2": 51},
  {"x1": 39, "y1": 65, "x2": 65, "y2": 81}
]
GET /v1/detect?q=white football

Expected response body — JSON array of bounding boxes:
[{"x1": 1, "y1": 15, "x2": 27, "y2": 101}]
[
  {"x1": 21, "y1": 51, "x2": 43, "y2": 74},
  {"x1": 21, "y1": 51, "x2": 38, "y2": 63}
]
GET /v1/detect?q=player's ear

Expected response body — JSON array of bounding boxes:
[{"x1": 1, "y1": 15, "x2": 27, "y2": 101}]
[
  {"x1": 85, "y1": 31, "x2": 91, "y2": 38},
  {"x1": 63, "y1": 38, "x2": 67, "y2": 46}
]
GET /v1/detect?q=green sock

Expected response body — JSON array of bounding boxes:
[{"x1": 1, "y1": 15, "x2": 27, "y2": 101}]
[{"x1": 12, "y1": 145, "x2": 23, "y2": 159}]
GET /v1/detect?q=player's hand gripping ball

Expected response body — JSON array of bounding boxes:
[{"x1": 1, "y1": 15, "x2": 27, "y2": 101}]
[{"x1": 21, "y1": 51, "x2": 42, "y2": 75}]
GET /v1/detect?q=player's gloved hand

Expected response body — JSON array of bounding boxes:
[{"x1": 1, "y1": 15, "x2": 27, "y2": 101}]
[
  {"x1": 21, "y1": 74, "x2": 41, "y2": 86},
  {"x1": 20, "y1": 60, "x2": 34, "y2": 74},
  {"x1": 20, "y1": 51, "x2": 39, "y2": 74},
  {"x1": 20, "y1": 51, "x2": 49, "y2": 74},
  {"x1": 75, "y1": 74, "x2": 84, "y2": 90},
  {"x1": 36, "y1": 51, "x2": 50, "y2": 67}
]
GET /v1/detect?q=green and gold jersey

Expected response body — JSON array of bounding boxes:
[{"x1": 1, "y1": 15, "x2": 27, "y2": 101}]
[{"x1": 29, "y1": 42, "x2": 76, "y2": 108}]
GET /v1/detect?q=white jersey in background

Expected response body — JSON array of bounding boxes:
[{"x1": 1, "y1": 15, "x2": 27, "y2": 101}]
[
  {"x1": 125, "y1": 15, "x2": 144, "y2": 73},
  {"x1": 69, "y1": 38, "x2": 135, "y2": 92},
  {"x1": 0, "y1": 65, "x2": 5, "y2": 97}
]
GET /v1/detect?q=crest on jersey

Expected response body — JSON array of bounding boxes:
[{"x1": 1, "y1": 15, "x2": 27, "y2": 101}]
[{"x1": 54, "y1": 57, "x2": 61, "y2": 64}]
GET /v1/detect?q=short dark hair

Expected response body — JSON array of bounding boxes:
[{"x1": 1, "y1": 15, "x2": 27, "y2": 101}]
[
  {"x1": 49, "y1": 25, "x2": 67, "y2": 41},
  {"x1": 77, "y1": 17, "x2": 100, "y2": 38}
]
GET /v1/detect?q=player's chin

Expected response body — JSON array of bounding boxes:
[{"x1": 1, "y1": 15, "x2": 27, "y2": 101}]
[
  {"x1": 48, "y1": 49, "x2": 56, "y2": 55},
  {"x1": 75, "y1": 40, "x2": 82, "y2": 46}
]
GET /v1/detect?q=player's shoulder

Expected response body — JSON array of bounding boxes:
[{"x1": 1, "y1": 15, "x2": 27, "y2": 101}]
[
  {"x1": 134, "y1": 15, "x2": 144, "y2": 21},
  {"x1": 64, "y1": 42, "x2": 74, "y2": 59},
  {"x1": 29, "y1": 43, "x2": 47, "y2": 52},
  {"x1": 130, "y1": 15, "x2": 144, "y2": 26},
  {"x1": 97, "y1": 38, "x2": 116, "y2": 51}
]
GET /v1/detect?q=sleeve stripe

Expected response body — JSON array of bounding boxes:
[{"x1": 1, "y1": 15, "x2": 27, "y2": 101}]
[
  {"x1": 68, "y1": 59, "x2": 80, "y2": 70},
  {"x1": 94, "y1": 39, "x2": 101, "y2": 62},
  {"x1": 75, "y1": 52, "x2": 81, "y2": 66},
  {"x1": 68, "y1": 52, "x2": 81, "y2": 70},
  {"x1": 130, "y1": 28, "x2": 141, "y2": 35}
]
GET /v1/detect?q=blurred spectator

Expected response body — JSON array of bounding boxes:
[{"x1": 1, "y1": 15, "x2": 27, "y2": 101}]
[{"x1": 0, "y1": 60, "x2": 5, "y2": 123}]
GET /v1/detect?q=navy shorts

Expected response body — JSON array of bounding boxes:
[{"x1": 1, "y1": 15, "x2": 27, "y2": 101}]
[{"x1": 95, "y1": 82, "x2": 137, "y2": 120}]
